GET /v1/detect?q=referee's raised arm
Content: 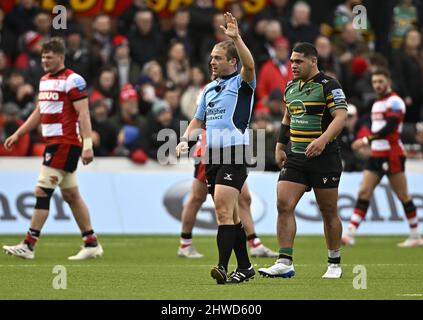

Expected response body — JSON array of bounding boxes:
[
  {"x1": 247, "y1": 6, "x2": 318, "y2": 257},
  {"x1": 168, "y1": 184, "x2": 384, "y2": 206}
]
[{"x1": 220, "y1": 12, "x2": 255, "y2": 83}]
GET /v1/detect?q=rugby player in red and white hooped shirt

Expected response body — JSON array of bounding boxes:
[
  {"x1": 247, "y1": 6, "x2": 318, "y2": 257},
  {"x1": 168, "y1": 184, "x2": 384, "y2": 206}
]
[
  {"x1": 3, "y1": 38, "x2": 103, "y2": 260},
  {"x1": 342, "y1": 68, "x2": 422, "y2": 247}
]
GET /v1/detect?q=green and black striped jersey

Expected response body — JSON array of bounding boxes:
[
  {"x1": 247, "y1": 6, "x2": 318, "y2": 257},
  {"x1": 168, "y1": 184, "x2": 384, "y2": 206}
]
[{"x1": 284, "y1": 72, "x2": 348, "y2": 154}]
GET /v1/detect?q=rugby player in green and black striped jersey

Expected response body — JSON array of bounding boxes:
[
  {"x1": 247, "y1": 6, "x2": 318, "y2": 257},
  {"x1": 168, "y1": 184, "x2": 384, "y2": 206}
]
[{"x1": 258, "y1": 42, "x2": 348, "y2": 280}]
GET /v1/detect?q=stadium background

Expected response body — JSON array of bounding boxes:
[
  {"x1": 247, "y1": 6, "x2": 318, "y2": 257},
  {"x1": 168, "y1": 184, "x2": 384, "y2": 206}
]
[{"x1": 0, "y1": 0, "x2": 423, "y2": 235}]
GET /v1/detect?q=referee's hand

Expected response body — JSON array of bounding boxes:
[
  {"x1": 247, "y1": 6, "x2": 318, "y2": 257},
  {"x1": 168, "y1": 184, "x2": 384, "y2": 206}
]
[{"x1": 176, "y1": 141, "x2": 189, "y2": 157}]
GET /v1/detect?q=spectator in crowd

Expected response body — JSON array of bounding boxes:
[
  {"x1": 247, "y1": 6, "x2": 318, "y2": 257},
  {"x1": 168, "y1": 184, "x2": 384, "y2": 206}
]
[
  {"x1": 315, "y1": 35, "x2": 342, "y2": 78},
  {"x1": 0, "y1": 50, "x2": 10, "y2": 88},
  {"x1": 1, "y1": 69, "x2": 35, "y2": 118},
  {"x1": 390, "y1": 0, "x2": 418, "y2": 50},
  {"x1": 244, "y1": 19, "x2": 269, "y2": 68},
  {"x1": 33, "y1": 10, "x2": 52, "y2": 40},
  {"x1": 0, "y1": 8, "x2": 17, "y2": 60},
  {"x1": 65, "y1": 28, "x2": 100, "y2": 87},
  {"x1": 109, "y1": 84, "x2": 148, "y2": 159},
  {"x1": 251, "y1": 109, "x2": 280, "y2": 171},
  {"x1": 14, "y1": 31, "x2": 44, "y2": 89},
  {"x1": 144, "y1": 98, "x2": 179, "y2": 160},
  {"x1": 90, "y1": 67, "x2": 119, "y2": 116},
  {"x1": 262, "y1": 20, "x2": 283, "y2": 62},
  {"x1": 393, "y1": 28, "x2": 423, "y2": 123},
  {"x1": 199, "y1": 12, "x2": 228, "y2": 70},
  {"x1": 128, "y1": 9, "x2": 164, "y2": 68},
  {"x1": 180, "y1": 65, "x2": 207, "y2": 119},
  {"x1": 90, "y1": 99, "x2": 118, "y2": 157},
  {"x1": 137, "y1": 77, "x2": 156, "y2": 116},
  {"x1": 0, "y1": 102, "x2": 30, "y2": 156},
  {"x1": 349, "y1": 53, "x2": 390, "y2": 117},
  {"x1": 338, "y1": 104, "x2": 371, "y2": 171},
  {"x1": 228, "y1": 2, "x2": 250, "y2": 36},
  {"x1": 166, "y1": 41, "x2": 191, "y2": 89},
  {"x1": 263, "y1": 88, "x2": 285, "y2": 127},
  {"x1": 188, "y1": 0, "x2": 219, "y2": 63},
  {"x1": 140, "y1": 60, "x2": 167, "y2": 98},
  {"x1": 255, "y1": 0, "x2": 290, "y2": 27},
  {"x1": 111, "y1": 34, "x2": 141, "y2": 88},
  {"x1": 164, "y1": 84, "x2": 187, "y2": 124},
  {"x1": 164, "y1": 7, "x2": 193, "y2": 59},
  {"x1": 256, "y1": 36, "x2": 292, "y2": 110},
  {"x1": 333, "y1": 22, "x2": 368, "y2": 65},
  {"x1": 284, "y1": 1, "x2": 319, "y2": 46},
  {"x1": 117, "y1": 0, "x2": 160, "y2": 36},
  {"x1": 91, "y1": 14, "x2": 113, "y2": 65},
  {"x1": 4, "y1": 0, "x2": 41, "y2": 57}
]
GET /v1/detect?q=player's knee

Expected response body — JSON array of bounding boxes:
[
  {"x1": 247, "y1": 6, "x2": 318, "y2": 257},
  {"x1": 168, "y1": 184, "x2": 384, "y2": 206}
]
[
  {"x1": 34, "y1": 186, "x2": 54, "y2": 210},
  {"x1": 190, "y1": 193, "x2": 207, "y2": 207},
  {"x1": 239, "y1": 192, "x2": 252, "y2": 208},
  {"x1": 320, "y1": 205, "x2": 339, "y2": 221},
  {"x1": 61, "y1": 189, "x2": 80, "y2": 204},
  {"x1": 277, "y1": 198, "x2": 295, "y2": 216},
  {"x1": 215, "y1": 201, "x2": 231, "y2": 218}
]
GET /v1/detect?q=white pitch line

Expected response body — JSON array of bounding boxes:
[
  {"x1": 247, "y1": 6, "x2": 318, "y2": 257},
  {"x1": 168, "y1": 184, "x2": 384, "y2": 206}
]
[{"x1": 0, "y1": 263, "x2": 422, "y2": 268}]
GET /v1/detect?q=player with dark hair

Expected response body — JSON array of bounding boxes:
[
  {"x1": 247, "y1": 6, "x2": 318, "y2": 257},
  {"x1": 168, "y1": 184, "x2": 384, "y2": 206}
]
[
  {"x1": 342, "y1": 68, "x2": 423, "y2": 247},
  {"x1": 3, "y1": 37, "x2": 103, "y2": 260},
  {"x1": 259, "y1": 42, "x2": 348, "y2": 279}
]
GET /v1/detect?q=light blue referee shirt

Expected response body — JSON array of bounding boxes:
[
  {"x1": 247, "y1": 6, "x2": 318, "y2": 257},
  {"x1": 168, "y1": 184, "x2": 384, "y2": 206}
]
[{"x1": 194, "y1": 72, "x2": 256, "y2": 149}]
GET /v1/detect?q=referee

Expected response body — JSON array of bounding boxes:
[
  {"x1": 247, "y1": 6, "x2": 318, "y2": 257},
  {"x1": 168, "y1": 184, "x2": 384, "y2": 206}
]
[{"x1": 176, "y1": 12, "x2": 255, "y2": 284}]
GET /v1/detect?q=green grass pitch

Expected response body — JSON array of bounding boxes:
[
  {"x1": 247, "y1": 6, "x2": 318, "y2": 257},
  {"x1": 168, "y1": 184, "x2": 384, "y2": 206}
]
[{"x1": 0, "y1": 235, "x2": 422, "y2": 300}]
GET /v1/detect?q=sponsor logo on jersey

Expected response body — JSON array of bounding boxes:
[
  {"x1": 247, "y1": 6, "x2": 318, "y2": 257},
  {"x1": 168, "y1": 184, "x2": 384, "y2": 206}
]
[
  {"x1": 73, "y1": 77, "x2": 86, "y2": 92},
  {"x1": 331, "y1": 89, "x2": 346, "y2": 103},
  {"x1": 39, "y1": 91, "x2": 59, "y2": 100}
]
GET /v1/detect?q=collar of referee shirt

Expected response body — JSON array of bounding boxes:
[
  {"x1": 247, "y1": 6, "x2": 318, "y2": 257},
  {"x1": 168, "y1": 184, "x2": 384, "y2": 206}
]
[{"x1": 219, "y1": 71, "x2": 238, "y2": 80}]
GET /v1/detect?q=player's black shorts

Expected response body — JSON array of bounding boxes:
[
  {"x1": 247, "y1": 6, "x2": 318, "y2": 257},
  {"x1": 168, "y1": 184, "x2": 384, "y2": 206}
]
[
  {"x1": 278, "y1": 151, "x2": 342, "y2": 189},
  {"x1": 43, "y1": 144, "x2": 82, "y2": 173},
  {"x1": 205, "y1": 163, "x2": 247, "y2": 195},
  {"x1": 204, "y1": 146, "x2": 250, "y2": 194},
  {"x1": 366, "y1": 155, "x2": 406, "y2": 177}
]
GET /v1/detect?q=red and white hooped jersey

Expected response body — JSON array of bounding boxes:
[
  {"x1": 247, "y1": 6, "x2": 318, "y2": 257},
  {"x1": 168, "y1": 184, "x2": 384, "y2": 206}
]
[
  {"x1": 370, "y1": 92, "x2": 405, "y2": 157},
  {"x1": 38, "y1": 68, "x2": 88, "y2": 145}
]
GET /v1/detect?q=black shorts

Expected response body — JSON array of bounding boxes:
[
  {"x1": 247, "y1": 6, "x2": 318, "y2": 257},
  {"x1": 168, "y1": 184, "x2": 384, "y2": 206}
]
[
  {"x1": 366, "y1": 155, "x2": 406, "y2": 177},
  {"x1": 205, "y1": 163, "x2": 247, "y2": 195},
  {"x1": 278, "y1": 151, "x2": 342, "y2": 189},
  {"x1": 43, "y1": 144, "x2": 82, "y2": 173}
]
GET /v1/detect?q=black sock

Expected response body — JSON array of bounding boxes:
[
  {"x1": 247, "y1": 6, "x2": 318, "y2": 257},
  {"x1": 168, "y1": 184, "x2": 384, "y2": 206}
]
[
  {"x1": 216, "y1": 225, "x2": 236, "y2": 271},
  {"x1": 246, "y1": 233, "x2": 257, "y2": 241},
  {"x1": 82, "y1": 230, "x2": 98, "y2": 247},
  {"x1": 24, "y1": 228, "x2": 40, "y2": 250},
  {"x1": 233, "y1": 223, "x2": 251, "y2": 269},
  {"x1": 181, "y1": 233, "x2": 192, "y2": 239}
]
